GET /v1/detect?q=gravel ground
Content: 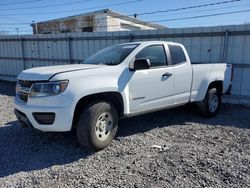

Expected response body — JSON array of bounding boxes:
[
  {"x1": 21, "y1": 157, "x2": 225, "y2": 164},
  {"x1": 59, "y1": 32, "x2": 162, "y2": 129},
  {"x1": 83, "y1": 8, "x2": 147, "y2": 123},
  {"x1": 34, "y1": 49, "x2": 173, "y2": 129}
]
[{"x1": 0, "y1": 80, "x2": 249, "y2": 188}]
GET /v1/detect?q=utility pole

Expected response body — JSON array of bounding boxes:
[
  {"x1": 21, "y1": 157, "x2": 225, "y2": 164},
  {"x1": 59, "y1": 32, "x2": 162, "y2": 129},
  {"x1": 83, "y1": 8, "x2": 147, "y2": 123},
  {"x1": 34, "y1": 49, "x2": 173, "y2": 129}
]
[
  {"x1": 32, "y1": 20, "x2": 38, "y2": 34},
  {"x1": 15, "y1": 28, "x2": 19, "y2": 35}
]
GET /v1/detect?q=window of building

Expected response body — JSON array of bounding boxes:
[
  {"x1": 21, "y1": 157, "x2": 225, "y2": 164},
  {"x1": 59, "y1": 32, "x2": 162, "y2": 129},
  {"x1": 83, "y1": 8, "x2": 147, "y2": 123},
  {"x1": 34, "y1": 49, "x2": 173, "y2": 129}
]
[
  {"x1": 82, "y1": 27, "x2": 93, "y2": 32},
  {"x1": 135, "y1": 45, "x2": 167, "y2": 68},
  {"x1": 42, "y1": 31, "x2": 52, "y2": 34},
  {"x1": 61, "y1": 30, "x2": 70, "y2": 33}
]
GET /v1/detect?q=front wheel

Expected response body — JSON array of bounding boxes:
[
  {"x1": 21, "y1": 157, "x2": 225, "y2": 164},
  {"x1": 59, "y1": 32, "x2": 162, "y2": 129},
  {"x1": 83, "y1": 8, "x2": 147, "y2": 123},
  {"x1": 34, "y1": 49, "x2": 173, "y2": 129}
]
[
  {"x1": 77, "y1": 101, "x2": 118, "y2": 151},
  {"x1": 198, "y1": 88, "x2": 221, "y2": 117}
]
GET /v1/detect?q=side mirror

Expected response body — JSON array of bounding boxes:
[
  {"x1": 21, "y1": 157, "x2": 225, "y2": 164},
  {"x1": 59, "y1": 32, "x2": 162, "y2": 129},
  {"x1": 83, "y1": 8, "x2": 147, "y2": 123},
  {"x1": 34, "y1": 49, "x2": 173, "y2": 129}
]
[{"x1": 130, "y1": 58, "x2": 150, "y2": 71}]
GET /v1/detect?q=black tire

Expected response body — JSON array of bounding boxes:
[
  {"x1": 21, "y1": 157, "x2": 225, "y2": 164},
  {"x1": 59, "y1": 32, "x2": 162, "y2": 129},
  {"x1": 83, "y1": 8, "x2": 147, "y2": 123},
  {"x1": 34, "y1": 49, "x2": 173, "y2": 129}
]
[
  {"x1": 76, "y1": 101, "x2": 118, "y2": 151},
  {"x1": 198, "y1": 88, "x2": 221, "y2": 118}
]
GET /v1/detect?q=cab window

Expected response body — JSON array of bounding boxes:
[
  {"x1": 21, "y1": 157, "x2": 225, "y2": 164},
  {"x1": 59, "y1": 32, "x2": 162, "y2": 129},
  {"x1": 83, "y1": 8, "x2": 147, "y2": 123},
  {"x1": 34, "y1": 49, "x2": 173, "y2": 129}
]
[
  {"x1": 169, "y1": 45, "x2": 187, "y2": 65},
  {"x1": 136, "y1": 45, "x2": 167, "y2": 68}
]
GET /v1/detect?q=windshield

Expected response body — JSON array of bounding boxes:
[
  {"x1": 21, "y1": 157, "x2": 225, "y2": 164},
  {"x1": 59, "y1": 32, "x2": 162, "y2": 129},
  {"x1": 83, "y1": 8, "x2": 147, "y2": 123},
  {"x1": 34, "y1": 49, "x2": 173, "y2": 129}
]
[{"x1": 83, "y1": 43, "x2": 139, "y2": 65}]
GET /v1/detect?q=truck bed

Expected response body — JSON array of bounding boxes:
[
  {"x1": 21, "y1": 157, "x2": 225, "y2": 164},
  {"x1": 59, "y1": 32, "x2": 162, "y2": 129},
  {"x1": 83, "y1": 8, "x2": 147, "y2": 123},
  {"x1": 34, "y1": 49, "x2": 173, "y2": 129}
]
[{"x1": 190, "y1": 63, "x2": 232, "y2": 102}]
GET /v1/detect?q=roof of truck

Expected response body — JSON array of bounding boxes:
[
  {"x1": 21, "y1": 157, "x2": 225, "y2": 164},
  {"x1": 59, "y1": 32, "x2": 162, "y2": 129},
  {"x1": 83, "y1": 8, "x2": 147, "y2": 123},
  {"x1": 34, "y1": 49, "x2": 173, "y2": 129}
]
[{"x1": 117, "y1": 41, "x2": 181, "y2": 46}]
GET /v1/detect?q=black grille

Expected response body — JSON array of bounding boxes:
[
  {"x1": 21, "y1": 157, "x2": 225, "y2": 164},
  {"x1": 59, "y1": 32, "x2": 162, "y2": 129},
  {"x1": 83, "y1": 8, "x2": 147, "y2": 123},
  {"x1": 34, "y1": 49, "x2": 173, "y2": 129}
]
[
  {"x1": 16, "y1": 80, "x2": 35, "y2": 102},
  {"x1": 18, "y1": 80, "x2": 34, "y2": 88},
  {"x1": 17, "y1": 92, "x2": 29, "y2": 102}
]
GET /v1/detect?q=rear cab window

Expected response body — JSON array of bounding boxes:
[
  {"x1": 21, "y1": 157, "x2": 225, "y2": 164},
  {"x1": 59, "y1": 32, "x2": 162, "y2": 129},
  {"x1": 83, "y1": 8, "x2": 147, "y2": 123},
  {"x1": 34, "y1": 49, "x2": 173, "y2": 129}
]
[
  {"x1": 168, "y1": 45, "x2": 187, "y2": 65},
  {"x1": 135, "y1": 45, "x2": 168, "y2": 68}
]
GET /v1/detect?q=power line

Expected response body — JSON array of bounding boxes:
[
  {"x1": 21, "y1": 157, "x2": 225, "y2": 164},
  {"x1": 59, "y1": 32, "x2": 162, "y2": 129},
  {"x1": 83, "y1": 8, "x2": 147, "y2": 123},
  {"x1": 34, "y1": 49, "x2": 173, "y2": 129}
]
[
  {"x1": 0, "y1": 0, "x2": 246, "y2": 27},
  {"x1": 35, "y1": 8, "x2": 250, "y2": 31},
  {"x1": 0, "y1": 0, "x2": 41, "y2": 6},
  {"x1": 1, "y1": 7, "x2": 250, "y2": 35},
  {"x1": 0, "y1": 0, "x2": 241, "y2": 14},
  {"x1": 148, "y1": 3, "x2": 250, "y2": 19},
  {"x1": 0, "y1": 0, "x2": 142, "y2": 16},
  {"x1": 0, "y1": 23, "x2": 31, "y2": 25},
  {"x1": 0, "y1": 0, "x2": 241, "y2": 24},
  {"x1": 1, "y1": 31, "x2": 31, "y2": 33},
  {"x1": 135, "y1": 0, "x2": 241, "y2": 16},
  {"x1": 150, "y1": 9, "x2": 250, "y2": 23},
  {"x1": 0, "y1": 0, "x2": 95, "y2": 11},
  {"x1": 0, "y1": 0, "x2": 240, "y2": 16}
]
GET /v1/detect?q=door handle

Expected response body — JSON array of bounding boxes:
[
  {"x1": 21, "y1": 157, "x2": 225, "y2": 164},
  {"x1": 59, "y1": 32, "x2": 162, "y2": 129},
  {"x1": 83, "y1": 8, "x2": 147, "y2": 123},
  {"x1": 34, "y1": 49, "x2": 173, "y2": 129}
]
[{"x1": 162, "y1": 72, "x2": 172, "y2": 77}]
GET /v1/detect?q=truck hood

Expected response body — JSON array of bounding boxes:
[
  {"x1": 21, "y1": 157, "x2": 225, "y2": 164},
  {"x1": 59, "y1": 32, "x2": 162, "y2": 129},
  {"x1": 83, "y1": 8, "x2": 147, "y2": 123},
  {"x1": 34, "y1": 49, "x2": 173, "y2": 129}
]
[{"x1": 18, "y1": 64, "x2": 101, "y2": 81}]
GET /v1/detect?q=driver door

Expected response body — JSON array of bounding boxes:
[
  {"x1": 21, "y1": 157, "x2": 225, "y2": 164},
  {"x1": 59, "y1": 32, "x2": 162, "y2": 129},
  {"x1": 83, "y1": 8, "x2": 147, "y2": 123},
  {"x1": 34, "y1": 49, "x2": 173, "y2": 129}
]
[{"x1": 128, "y1": 44, "x2": 174, "y2": 113}]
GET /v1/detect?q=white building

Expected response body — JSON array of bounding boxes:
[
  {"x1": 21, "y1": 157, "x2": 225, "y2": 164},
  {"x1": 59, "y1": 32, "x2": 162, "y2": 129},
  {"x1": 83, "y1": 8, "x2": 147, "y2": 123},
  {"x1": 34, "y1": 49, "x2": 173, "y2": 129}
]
[{"x1": 32, "y1": 9, "x2": 166, "y2": 34}]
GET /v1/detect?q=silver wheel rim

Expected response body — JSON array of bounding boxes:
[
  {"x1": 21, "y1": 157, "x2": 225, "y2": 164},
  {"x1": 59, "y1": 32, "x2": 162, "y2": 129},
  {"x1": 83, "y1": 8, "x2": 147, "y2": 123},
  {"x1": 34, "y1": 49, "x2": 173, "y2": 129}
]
[
  {"x1": 95, "y1": 112, "x2": 113, "y2": 141},
  {"x1": 208, "y1": 94, "x2": 219, "y2": 113}
]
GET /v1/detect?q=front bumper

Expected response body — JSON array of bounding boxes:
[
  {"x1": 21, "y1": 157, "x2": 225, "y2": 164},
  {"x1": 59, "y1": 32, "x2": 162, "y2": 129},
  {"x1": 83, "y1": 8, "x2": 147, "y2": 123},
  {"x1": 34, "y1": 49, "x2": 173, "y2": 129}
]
[
  {"x1": 14, "y1": 94, "x2": 75, "y2": 132},
  {"x1": 14, "y1": 109, "x2": 32, "y2": 127}
]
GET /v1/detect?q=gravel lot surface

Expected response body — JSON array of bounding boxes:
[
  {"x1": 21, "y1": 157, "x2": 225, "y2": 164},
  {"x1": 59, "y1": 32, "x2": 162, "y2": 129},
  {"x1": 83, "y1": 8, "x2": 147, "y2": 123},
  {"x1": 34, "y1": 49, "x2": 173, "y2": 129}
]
[{"x1": 0, "y1": 80, "x2": 249, "y2": 187}]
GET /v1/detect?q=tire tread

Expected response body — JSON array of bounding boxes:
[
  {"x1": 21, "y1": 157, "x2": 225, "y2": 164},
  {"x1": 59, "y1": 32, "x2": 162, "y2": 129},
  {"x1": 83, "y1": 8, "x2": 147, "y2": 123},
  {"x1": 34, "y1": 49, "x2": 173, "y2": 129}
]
[{"x1": 76, "y1": 101, "x2": 118, "y2": 151}]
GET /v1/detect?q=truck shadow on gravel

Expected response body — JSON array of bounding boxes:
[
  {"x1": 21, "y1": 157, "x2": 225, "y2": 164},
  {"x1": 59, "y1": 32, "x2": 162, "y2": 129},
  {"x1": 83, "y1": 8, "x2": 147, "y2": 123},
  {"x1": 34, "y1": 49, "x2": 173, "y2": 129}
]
[
  {"x1": 0, "y1": 105, "x2": 249, "y2": 178},
  {"x1": 118, "y1": 104, "x2": 250, "y2": 137},
  {"x1": 0, "y1": 80, "x2": 16, "y2": 97},
  {"x1": 0, "y1": 123, "x2": 92, "y2": 178}
]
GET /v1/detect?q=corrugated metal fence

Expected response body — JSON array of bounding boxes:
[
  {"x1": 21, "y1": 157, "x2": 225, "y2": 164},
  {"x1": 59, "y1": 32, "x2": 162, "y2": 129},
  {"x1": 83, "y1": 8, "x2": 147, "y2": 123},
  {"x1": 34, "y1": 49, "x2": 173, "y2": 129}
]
[{"x1": 0, "y1": 24, "x2": 250, "y2": 104}]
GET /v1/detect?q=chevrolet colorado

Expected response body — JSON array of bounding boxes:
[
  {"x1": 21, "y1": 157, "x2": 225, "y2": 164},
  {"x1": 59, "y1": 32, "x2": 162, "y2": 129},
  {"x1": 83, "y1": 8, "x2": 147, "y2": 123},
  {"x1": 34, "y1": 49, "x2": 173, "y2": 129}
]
[{"x1": 15, "y1": 41, "x2": 232, "y2": 151}]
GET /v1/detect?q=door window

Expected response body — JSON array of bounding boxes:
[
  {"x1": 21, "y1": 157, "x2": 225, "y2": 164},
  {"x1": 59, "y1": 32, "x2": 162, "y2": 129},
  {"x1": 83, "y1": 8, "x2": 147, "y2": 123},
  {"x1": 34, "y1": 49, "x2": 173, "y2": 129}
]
[{"x1": 136, "y1": 45, "x2": 167, "y2": 68}]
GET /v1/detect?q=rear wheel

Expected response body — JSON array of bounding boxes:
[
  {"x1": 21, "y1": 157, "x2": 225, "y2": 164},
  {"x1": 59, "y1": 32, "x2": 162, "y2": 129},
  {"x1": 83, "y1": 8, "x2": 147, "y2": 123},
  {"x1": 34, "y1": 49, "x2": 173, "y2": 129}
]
[
  {"x1": 198, "y1": 88, "x2": 221, "y2": 117},
  {"x1": 76, "y1": 101, "x2": 118, "y2": 151}
]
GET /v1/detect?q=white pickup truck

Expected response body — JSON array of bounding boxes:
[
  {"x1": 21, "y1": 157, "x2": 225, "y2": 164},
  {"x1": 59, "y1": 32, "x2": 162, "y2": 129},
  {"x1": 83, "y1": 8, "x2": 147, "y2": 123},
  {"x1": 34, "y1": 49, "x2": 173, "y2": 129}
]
[{"x1": 15, "y1": 41, "x2": 232, "y2": 151}]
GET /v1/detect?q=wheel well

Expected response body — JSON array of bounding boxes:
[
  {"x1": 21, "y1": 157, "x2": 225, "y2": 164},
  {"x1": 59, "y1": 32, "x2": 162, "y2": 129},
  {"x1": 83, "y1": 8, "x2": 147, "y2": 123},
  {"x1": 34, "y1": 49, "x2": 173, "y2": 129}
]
[
  {"x1": 208, "y1": 81, "x2": 223, "y2": 94},
  {"x1": 72, "y1": 92, "x2": 124, "y2": 127}
]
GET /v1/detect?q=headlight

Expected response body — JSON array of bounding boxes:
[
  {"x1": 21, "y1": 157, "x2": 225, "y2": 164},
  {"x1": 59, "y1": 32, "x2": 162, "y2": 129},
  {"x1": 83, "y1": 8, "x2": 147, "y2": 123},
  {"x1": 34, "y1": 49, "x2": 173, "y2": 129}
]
[{"x1": 30, "y1": 80, "x2": 68, "y2": 98}]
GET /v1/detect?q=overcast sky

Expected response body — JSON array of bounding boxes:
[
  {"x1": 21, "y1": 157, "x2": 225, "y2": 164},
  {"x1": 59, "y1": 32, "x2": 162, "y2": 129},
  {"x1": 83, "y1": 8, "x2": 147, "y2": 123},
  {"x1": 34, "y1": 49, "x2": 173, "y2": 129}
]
[{"x1": 0, "y1": 0, "x2": 249, "y2": 35}]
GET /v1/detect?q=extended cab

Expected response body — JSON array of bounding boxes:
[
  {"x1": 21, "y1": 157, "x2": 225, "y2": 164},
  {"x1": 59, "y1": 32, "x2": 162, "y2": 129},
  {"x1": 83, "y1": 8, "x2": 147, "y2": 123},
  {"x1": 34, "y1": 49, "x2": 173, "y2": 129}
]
[{"x1": 15, "y1": 41, "x2": 232, "y2": 151}]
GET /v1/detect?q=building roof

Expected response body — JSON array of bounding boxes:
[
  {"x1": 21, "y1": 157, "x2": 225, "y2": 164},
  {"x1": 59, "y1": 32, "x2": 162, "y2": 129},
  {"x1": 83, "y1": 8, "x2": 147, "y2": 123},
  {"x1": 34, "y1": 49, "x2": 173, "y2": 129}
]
[{"x1": 33, "y1": 9, "x2": 166, "y2": 29}]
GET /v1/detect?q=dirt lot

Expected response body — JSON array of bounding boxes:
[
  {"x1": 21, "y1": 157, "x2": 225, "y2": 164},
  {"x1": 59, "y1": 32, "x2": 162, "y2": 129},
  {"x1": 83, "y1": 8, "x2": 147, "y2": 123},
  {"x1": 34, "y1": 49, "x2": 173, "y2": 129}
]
[{"x1": 0, "y1": 80, "x2": 249, "y2": 187}]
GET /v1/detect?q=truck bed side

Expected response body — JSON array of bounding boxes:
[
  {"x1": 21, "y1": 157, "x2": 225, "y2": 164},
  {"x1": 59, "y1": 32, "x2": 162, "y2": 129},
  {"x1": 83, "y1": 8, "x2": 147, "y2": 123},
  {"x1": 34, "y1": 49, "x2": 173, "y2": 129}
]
[{"x1": 190, "y1": 63, "x2": 232, "y2": 102}]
